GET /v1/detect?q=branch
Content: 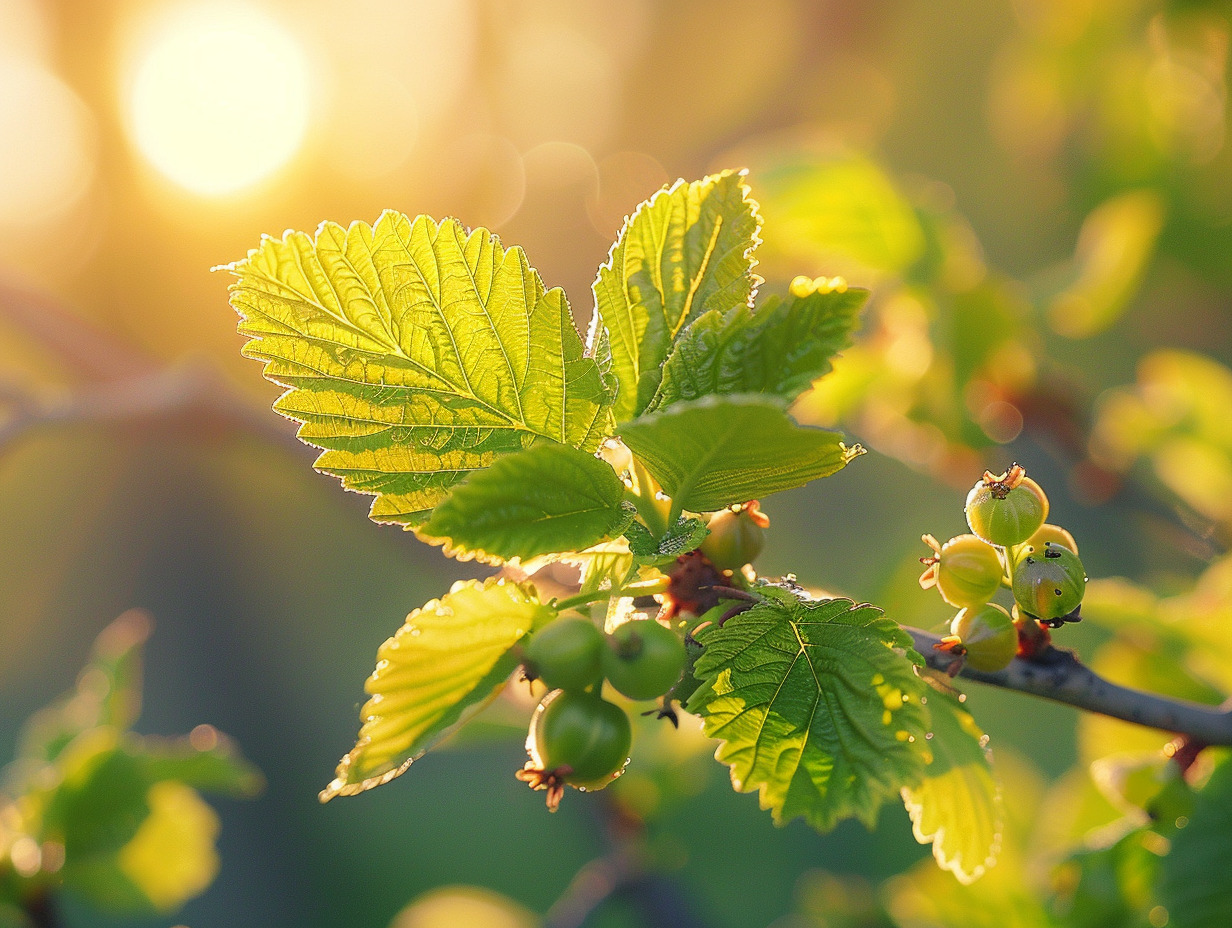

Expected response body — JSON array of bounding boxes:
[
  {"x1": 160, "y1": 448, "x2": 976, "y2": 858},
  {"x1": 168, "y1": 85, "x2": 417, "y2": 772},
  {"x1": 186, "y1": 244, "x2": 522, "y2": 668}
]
[
  {"x1": 0, "y1": 362, "x2": 298, "y2": 454},
  {"x1": 905, "y1": 626, "x2": 1232, "y2": 745}
]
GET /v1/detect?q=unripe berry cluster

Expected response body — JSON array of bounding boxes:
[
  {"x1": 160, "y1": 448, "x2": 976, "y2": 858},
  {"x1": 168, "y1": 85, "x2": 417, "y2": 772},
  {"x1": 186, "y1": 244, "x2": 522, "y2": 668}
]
[
  {"x1": 919, "y1": 464, "x2": 1087, "y2": 673},
  {"x1": 517, "y1": 614, "x2": 686, "y2": 810}
]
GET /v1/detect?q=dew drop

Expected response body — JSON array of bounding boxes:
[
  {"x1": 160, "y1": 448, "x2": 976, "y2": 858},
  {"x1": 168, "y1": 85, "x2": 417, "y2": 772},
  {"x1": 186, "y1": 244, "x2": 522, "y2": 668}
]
[
  {"x1": 958, "y1": 693, "x2": 967, "y2": 703},
  {"x1": 410, "y1": 628, "x2": 421, "y2": 637},
  {"x1": 979, "y1": 734, "x2": 990, "y2": 748},
  {"x1": 925, "y1": 732, "x2": 934, "y2": 740},
  {"x1": 907, "y1": 735, "x2": 916, "y2": 743},
  {"x1": 920, "y1": 696, "x2": 928, "y2": 705},
  {"x1": 1175, "y1": 815, "x2": 1189, "y2": 829}
]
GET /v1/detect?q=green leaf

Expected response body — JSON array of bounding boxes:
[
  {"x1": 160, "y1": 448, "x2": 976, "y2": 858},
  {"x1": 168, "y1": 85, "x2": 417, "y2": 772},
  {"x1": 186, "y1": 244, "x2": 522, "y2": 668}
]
[
  {"x1": 1158, "y1": 752, "x2": 1232, "y2": 928},
  {"x1": 901, "y1": 692, "x2": 1002, "y2": 885},
  {"x1": 20, "y1": 611, "x2": 151, "y2": 765},
  {"x1": 691, "y1": 596, "x2": 931, "y2": 831},
  {"x1": 135, "y1": 731, "x2": 264, "y2": 799},
  {"x1": 624, "y1": 515, "x2": 709, "y2": 567},
  {"x1": 618, "y1": 395, "x2": 863, "y2": 512},
  {"x1": 648, "y1": 286, "x2": 869, "y2": 412},
  {"x1": 226, "y1": 212, "x2": 614, "y2": 527},
  {"x1": 321, "y1": 578, "x2": 554, "y2": 800},
  {"x1": 756, "y1": 152, "x2": 925, "y2": 274},
  {"x1": 1054, "y1": 828, "x2": 1162, "y2": 928},
  {"x1": 417, "y1": 444, "x2": 631, "y2": 562},
  {"x1": 590, "y1": 170, "x2": 762, "y2": 422}
]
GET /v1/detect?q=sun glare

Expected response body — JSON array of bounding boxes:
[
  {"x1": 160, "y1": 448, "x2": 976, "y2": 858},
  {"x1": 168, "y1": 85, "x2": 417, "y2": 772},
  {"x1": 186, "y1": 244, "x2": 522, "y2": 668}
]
[{"x1": 123, "y1": 3, "x2": 311, "y2": 196}]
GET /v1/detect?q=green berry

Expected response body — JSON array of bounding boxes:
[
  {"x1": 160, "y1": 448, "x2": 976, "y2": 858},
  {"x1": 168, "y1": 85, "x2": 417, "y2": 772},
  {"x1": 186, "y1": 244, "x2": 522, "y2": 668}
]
[
  {"x1": 949, "y1": 603, "x2": 1017, "y2": 672},
  {"x1": 700, "y1": 502, "x2": 769, "y2": 572},
  {"x1": 524, "y1": 615, "x2": 604, "y2": 692},
  {"x1": 920, "y1": 533, "x2": 1004, "y2": 608},
  {"x1": 965, "y1": 464, "x2": 1049, "y2": 547},
  {"x1": 601, "y1": 620, "x2": 686, "y2": 701},
  {"x1": 529, "y1": 690, "x2": 631, "y2": 788},
  {"x1": 1012, "y1": 542, "x2": 1086, "y2": 624}
]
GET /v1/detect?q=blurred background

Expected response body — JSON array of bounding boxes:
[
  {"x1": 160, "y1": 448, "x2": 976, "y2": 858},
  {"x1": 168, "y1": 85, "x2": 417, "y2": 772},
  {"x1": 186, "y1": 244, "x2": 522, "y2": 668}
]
[{"x1": 3, "y1": 0, "x2": 1232, "y2": 925}]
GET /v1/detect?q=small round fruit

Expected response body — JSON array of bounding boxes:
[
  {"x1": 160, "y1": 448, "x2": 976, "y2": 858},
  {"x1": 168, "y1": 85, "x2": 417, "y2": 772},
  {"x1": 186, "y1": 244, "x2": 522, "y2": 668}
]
[
  {"x1": 530, "y1": 690, "x2": 631, "y2": 787},
  {"x1": 920, "y1": 533, "x2": 1004, "y2": 608},
  {"x1": 700, "y1": 502, "x2": 769, "y2": 572},
  {"x1": 950, "y1": 604, "x2": 1017, "y2": 672},
  {"x1": 1018, "y1": 523, "x2": 1078, "y2": 556},
  {"x1": 965, "y1": 464, "x2": 1049, "y2": 547},
  {"x1": 1012, "y1": 542, "x2": 1086, "y2": 622},
  {"x1": 524, "y1": 616, "x2": 604, "y2": 692},
  {"x1": 601, "y1": 620, "x2": 686, "y2": 701}
]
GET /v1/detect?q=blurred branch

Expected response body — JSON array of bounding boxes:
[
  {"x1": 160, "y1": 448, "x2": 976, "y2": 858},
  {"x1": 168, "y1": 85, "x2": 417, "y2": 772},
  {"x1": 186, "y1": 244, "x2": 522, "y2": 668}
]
[
  {"x1": 544, "y1": 795, "x2": 710, "y2": 928},
  {"x1": 0, "y1": 277, "x2": 154, "y2": 380},
  {"x1": 905, "y1": 626, "x2": 1232, "y2": 745},
  {"x1": 0, "y1": 279, "x2": 297, "y2": 455},
  {"x1": 0, "y1": 361, "x2": 294, "y2": 452}
]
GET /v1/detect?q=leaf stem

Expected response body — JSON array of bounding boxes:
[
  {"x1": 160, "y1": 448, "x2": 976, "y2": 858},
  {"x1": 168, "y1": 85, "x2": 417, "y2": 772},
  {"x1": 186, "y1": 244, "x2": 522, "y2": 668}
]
[
  {"x1": 555, "y1": 577, "x2": 669, "y2": 613},
  {"x1": 904, "y1": 625, "x2": 1232, "y2": 745}
]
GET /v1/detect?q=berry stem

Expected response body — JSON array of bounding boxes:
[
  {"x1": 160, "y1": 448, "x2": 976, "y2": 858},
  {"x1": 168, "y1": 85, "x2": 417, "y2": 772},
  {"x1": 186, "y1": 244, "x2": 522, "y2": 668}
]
[{"x1": 904, "y1": 625, "x2": 1232, "y2": 745}]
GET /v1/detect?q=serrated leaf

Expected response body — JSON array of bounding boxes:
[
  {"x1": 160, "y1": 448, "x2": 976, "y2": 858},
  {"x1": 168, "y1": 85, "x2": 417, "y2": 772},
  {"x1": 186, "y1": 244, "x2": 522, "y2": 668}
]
[
  {"x1": 618, "y1": 395, "x2": 862, "y2": 512},
  {"x1": 321, "y1": 578, "x2": 553, "y2": 800},
  {"x1": 901, "y1": 692, "x2": 1002, "y2": 884},
  {"x1": 416, "y1": 444, "x2": 630, "y2": 562},
  {"x1": 1158, "y1": 753, "x2": 1232, "y2": 927},
  {"x1": 227, "y1": 212, "x2": 614, "y2": 527},
  {"x1": 590, "y1": 170, "x2": 762, "y2": 422},
  {"x1": 691, "y1": 596, "x2": 931, "y2": 831},
  {"x1": 624, "y1": 515, "x2": 709, "y2": 566},
  {"x1": 648, "y1": 287, "x2": 869, "y2": 412}
]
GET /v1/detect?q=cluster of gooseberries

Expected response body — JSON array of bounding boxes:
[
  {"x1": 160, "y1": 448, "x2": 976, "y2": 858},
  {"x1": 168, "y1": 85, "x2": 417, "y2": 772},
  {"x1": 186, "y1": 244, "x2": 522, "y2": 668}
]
[
  {"x1": 919, "y1": 464, "x2": 1087, "y2": 673},
  {"x1": 516, "y1": 503, "x2": 769, "y2": 811}
]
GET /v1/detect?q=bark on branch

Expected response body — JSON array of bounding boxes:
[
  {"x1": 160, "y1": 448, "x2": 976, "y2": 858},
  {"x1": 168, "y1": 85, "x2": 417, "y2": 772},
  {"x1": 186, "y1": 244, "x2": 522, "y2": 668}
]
[{"x1": 905, "y1": 625, "x2": 1232, "y2": 744}]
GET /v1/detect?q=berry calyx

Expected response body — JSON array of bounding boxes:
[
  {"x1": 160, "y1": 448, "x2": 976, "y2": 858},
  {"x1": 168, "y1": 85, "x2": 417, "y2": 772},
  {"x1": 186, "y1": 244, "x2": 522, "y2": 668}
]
[
  {"x1": 964, "y1": 463, "x2": 1049, "y2": 547},
  {"x1": 519, "y1": 690, "x2": 632, "y2": 810},
  {"x1": 700, "y1": 501, "x2": 770, "y2": 573},
  {"x1": 601, "y1": 619, "x2": 686, "y2": 701},
  {"x1": 1012, "y1": 542, "x2": 1086, "y2": 626},
  {"x1": 918, "y1": 533, "x2": 1004, "y2": 608},
  {"x1": 523, "y1": 615, "x2": 604, "y2": 693},
  {"x1": 935, "y1": 603, "x2": 1017, "y2": 672}
]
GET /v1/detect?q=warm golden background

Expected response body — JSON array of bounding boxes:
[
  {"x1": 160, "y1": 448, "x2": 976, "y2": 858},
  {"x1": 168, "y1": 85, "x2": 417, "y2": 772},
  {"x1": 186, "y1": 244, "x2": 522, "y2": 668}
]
[{"x1": 4, "y1": 0, "x2": 1232, "y2": 925}]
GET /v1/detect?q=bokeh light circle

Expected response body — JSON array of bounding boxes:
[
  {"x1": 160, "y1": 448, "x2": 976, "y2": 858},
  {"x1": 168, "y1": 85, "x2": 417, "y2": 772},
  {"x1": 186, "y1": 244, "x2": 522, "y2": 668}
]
[
  {"x1": 123, "y1": 2, "x2": 311, "y2": 195},
  {"x1": 0, "y1": 57, "x2": 95, "y2": 223}
]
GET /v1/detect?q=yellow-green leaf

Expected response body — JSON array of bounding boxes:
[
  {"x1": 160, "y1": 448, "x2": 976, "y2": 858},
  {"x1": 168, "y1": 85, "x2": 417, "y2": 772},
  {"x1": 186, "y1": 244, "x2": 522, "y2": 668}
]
[
  {"x1": 320, "y1": 578, "x2": 553, "y2": 800},
  {"x1": 901, "y1": 692, "x2": 1003, "y2": 885},
  {"x1": 590, "y1": 170, "x2": 762, "y2": 422},
  {"x1": 648, "y1": 285, "x2": 869, "y2": 412},
  {"x1": 227, "y1": 212, "x2": 614, "y2": 527}
]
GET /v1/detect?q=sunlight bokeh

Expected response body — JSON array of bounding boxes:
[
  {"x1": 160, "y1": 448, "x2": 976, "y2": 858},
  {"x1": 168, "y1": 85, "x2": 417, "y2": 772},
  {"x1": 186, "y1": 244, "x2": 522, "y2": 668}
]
[
  {"x1": 0, "y1": 56, "x2": 94, "y2": 223},
  {"x1": 122, "y1": 2, "x2": 311, "y2": 195}
]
